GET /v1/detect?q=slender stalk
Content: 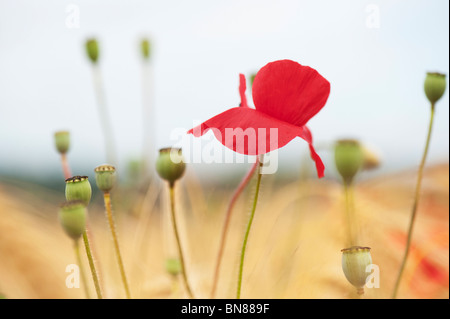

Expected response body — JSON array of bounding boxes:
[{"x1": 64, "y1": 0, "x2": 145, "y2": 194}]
[
  {"x1": 73, "y1": 239, "x2": 91, "y2": 299},
  {"x1": 344, "y1": 181, "x2": 356, "y2": 247},
  {"x1": 141, "y1": 60, "x2": 154, "y2": 181},
  {"x1": 61, "y1": 153, "x2": 72, "y2": 179},
  {"x1": 83, "y1": 230, "x2": 103, "y2": 299},
  {"x1": 103, "y1": 192, "x2": 131, "y2": 299},
  {"x1": 92, "y1": 65, "x2": 117, "y2": 165},
  {"x1": 237, "y1": 158, "x2": 264, "y2": 299},
  {"x1": 392, "y1": 104, "x2": 436, "y2": 298},
  {"x1": 170, "y1": 275, "x2": 179, "y2": 295},
  {"x1": 211, "y1": 159, "x2": 259, "y2": 298},
  {"x1": 169, "y1": 184, "x2": 194, "y2": 298}
]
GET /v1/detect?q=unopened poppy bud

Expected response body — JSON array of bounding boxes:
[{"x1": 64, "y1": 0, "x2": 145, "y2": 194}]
[
  {"x1": 156, "y1": 148, "x2": 186, "y2": 187},
  {"x1": 94, "y1": 164, "x2": 116, "y2": 193},
  {"x1": 59, "y1": 200, "x2": 87, "y2": 240},
  {"x1": 334, "y1": 139, "x2": 364, "y2": 184},
  {"x1": 141, "y1": 38, "x2": 151, "y2": 60},
  {"x1": 54, "y1": 131, "x2": 70, "y2": 154},
  {"x1": 341, "y1": 246, "x2": 372, "y2": 295},
  {"x1": 85, "y1": 38, "x2": 99, "y2": 64},
  {"x1": 65, "y1": 176, "x2": 92, "y2": 206},
  {"x1": 165, "y1": 258, "x2": 181, "y2": 277},
  {"x1": 424, "y1": 72, "x2": 446, "y2": 104}
]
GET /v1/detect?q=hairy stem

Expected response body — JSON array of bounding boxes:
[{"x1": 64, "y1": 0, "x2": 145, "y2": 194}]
[
  {"x1": 210, "y1": 159, "x2": 259, "y2": 298},
  {"x1": 141, "y1": 60, "x2": 154, "y2": 181},
  {"x1": 237, "y1": 158, "x2": 264, "y2": 299},
  {"x1": 103, "y1": 192, "x2": 131, "y2": 299},
  {"x1": 392, "y1": 104, "x2": 436, "y2": 298},
  {"x1": 83, "y1": 230, "x2": 103, "y2": 299},
  {"x1": 74, "y1": 239, "x2": 91, "y2": 299},
  {"x1": 169, "y1": 185, "x2": 194, "y2": 298},
  {"x1": 344, "y1": 181, "x2": 356, "y2": 247},
  {"x1": 92, "y1": 65, "x2": 117, "y2": 165},
  {"x1": 61, "y1": 153, "x2": 72, "y2": 180}
]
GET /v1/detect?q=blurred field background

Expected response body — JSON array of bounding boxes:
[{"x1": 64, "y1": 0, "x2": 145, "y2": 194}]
[
  {"x1": 0, "y1": 0, "x2": 448, "y2": 299},
  {"x1": 0, "y1": 162, "x2": 448, "y2": 299}
]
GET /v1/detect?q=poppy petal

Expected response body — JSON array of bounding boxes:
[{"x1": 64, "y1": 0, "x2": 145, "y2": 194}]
[
  {"x1": 252, "y1": 60, "x2": 330, "y2": 127},
  {"x1": 239, "y1": 74, "x2": 248, "y2": 108},
  {"x1": 188, "y1": 107, "x2": 303, "y2": 155},
  {"x1": 298, "y1": 126, "x2": 325, "y2": 178},
  {"x1": 188, "y1": 108, "x2": 325, "y2": 178}
]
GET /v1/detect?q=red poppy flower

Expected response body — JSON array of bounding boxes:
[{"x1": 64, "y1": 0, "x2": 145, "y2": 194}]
[{"x1": 188, "y1": 59, "x2": 330, "y2": 178}]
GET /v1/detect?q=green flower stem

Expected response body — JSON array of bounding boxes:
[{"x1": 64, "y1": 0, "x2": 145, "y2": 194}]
[
  {"x1": 169, "y1": 185, "x2": 194, "y2": 298},
  {"x1": 211, "y1": 159, "x2": 259, "y2": 299},
  {"x1": 92, "y1": 65, "x2": 117, "y2": 165},
  {"x1": 83, "y1": 230, "x2": 103, "y2": 299},
  {"x1": 344, "y1": 181, "x2": 356, "y2": 247},
  {"x1": 103, "y1": 192, "x2": 131, "y2": 299},
  {"x1": 74, "y1": 239, "x2": 91, "y2": 299},
  {"x1": 237, "y1": 158, "x2": 264, "y2": 299},
  {"x1": 392, "y1": 103, "x2": 436, "y2": 299}
]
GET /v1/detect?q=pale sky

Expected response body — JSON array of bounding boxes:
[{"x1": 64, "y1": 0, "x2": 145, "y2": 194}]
[{"x1": 0, "y1": 0, "x2": 448, "y2": 181}]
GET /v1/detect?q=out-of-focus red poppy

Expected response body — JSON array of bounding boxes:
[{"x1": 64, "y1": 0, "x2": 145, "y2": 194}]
[{"x1": 188, "y1": 59, "x2": 330, "y2": 178}]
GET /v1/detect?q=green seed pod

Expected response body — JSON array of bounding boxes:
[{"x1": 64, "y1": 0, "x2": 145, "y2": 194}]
[
  {"x1": 165, "y1": 258, "x2": 182, "y2": 277},
  {"x1": 141, "y1": 38, "x2": 151, "y2": 60},
  {"x1": 94, "y1": 164, "x2": 116, "y2": 193},
  {"x1": 65, "y1": 176, "x2": 92, "y2": 206},
  {"x1": 85, "y1": 38, "x2": 99, "y2": 64},
  {"x1": 59, "y1": 200, "x2": 87, "y2": 240},
  {"x1": 362, "y1": 145, "x2": 381, "y2": 171},
  {"x1": 54, "y1": 131, "x2": 70, "y2": 154},
  {"x1": 156, "y1": 148, "x2": 186, "y2": 187},
  {"x1": 341, "y1": 246, "x2": 372, "y2": 294},
  {"x1": 334, "y1": 139, "x2": 364, "y2": 185},
  {"x1": 424, "y1": 72, "x2": 446, "y2": 104}
]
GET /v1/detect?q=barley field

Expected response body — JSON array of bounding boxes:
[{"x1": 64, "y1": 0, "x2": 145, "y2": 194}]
[{"x1": 0, "y1": 163, "x2": 447, "y2": 299}]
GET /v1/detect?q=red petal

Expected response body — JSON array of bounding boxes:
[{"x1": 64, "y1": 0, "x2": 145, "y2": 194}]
[
  {"x1": 188, "y1": 107, "x2": 301, "y2": 154},
  {"x1": 239, "y1": 74, "x2": 248, "y2": 108},
  {"x1": 252, "y1": 60, "x2": 330, "y2": 127},
  {"x1": 187, "y1": 108, "x2": 325, "y2": 178},
  {"x1": 298, "y1": 126, "x2": 325, "y2": 178}
]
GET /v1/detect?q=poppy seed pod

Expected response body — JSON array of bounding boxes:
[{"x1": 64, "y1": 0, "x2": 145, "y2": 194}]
[
  {"x1": 156, "y1": 148, "x2": 186, "y2": 187},
  {"x1": 341, "y1": 246, "x2": 372, "y2": 294},
  {"x1": 362, "y1": 146, "x2": 381, "y2": 171},
  {"x1": 85, "y1": 38, "x2": 99, "y2": 64},
  {"x1": 65, "y1": 176, "x2": 92, "y2": 206},
  {"x1": 59, "y1": 200, "x2": 87, "y2": 240},
  {"x1": 94, "y1": 164, "x2": 116, "y2": 193},
  {"x1": 54, "y1": 131, "x2": 70, "y2": 154},
  {"x1": 424, "y1": 72, "x2": 446, "y2": 104},
  {"x1": 334, "y1": 139, "x2": 364, "y2": 184},
  {"x1": 165, "y1": 258, "x2": 182, "y2": 277},
  {"x1": 141, "y1": 38, "x2": 151, "y2": 60}
]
